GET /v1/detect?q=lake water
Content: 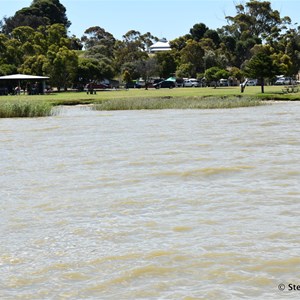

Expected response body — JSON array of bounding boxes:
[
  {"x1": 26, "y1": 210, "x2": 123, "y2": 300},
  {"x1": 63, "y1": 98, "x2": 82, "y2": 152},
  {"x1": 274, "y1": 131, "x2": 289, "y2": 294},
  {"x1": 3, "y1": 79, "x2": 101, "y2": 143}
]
[{"x1": 1, "y1": 103, "x2": 300, "y2": 299}]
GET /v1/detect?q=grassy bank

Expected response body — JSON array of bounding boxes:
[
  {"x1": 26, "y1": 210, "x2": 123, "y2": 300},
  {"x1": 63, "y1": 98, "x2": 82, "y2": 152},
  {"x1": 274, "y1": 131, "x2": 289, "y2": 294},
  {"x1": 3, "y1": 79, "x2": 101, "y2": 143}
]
[
  {"x1": 93, "y1": 96, "x2": 262, "y2": 110},
  {"x1": 0, "y1": 100, "x2": 53, "y2": 118},
  {"x1": 0, "y1": 85, "x2": 298, "y2": 117}
]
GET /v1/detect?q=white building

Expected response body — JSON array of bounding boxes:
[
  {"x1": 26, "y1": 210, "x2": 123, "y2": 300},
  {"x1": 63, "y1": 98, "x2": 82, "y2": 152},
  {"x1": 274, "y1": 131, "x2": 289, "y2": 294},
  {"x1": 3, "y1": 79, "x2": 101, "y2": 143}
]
[{"x1": 149, "y1": 38, "x2": 171, "y2": 53}]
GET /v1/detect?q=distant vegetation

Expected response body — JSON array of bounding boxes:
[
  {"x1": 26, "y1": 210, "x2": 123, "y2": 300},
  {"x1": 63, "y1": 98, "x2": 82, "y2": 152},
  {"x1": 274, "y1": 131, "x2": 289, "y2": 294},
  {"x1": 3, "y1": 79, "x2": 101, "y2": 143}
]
[
  {"x1": 1, "y1": 0, "x2": 300, "y2": 94},
  {"x1": 93, "y1": 96, "x2": 262, "y2": 111}
]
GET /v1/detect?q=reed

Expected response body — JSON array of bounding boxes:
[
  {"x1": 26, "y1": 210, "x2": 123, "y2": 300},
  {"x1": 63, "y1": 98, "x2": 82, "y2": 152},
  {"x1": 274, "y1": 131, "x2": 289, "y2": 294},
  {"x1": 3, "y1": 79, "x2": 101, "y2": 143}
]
[
  {"x1": 0, "y1": 100, "x2": 53, "y2": 118},
  {"x1": 93, "y1": 96, "x2": 263, "y2": 111}
]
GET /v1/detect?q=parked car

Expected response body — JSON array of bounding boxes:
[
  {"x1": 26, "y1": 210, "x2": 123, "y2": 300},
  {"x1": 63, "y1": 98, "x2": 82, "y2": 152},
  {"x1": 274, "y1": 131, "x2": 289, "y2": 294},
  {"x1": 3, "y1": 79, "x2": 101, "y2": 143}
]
[
  {"x1": 275, "y1": 77, "x2": 295, "y2": 85},
  {"x1": 246, "y1": 79, "x2": 257, "y2": 86},
  {"x1": 219, "y1": 79, "x2": 229, "y2": 86},
  {"x1": 153, "y1": 80, "x2": 175, "y2": 89},
  {"x1": 125, "y1": 81, "x2": 142, "y2": 88},
  {"x1": 84, "y1": 82, "x2": 109, "y2": 90},
  {"x1": 183, "y1": 78, "x2": 200, "y2": 87}
]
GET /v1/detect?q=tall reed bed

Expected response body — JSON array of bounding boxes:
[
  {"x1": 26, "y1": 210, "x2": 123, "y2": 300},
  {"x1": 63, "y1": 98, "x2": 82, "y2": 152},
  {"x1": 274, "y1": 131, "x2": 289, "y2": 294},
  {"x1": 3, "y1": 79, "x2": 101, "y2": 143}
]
[
  {"x1": 0, "y1": 100, "x2": 54, "y2": 118},
  {"x1": 93, "y1": 96, "x2": 262, "y2": 111}
]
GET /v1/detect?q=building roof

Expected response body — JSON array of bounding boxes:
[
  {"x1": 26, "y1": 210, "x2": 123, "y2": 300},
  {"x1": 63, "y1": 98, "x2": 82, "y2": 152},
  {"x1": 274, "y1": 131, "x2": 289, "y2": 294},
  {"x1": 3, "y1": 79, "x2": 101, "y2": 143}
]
[
  {"x1": 0, "y1": 74, "x2": 49, "y2": 80},
  {"x1": 149, "y1": 40, "x2": 171, "y2": 53}
]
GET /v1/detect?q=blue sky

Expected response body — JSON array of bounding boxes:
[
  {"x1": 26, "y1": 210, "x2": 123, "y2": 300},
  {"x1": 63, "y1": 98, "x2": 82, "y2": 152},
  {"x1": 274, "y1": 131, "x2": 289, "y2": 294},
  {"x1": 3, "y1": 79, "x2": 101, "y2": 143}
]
[{"x1": 1, "y1": 0, "x2": 299, "y2": 41}]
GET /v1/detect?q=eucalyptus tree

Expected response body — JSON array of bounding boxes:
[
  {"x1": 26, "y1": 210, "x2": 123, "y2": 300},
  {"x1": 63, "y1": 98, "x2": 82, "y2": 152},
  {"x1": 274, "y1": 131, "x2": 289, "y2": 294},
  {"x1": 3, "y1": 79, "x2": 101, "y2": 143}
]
[
  {"x1": 135, "y1": 57, "x2": 158, "y2": 83},
  {"x1": 81, "y1": 26, "x2": 116, "y2": 56},
  {"x1": 9, "y1": 23, "x2": 79, "y2": 89},
  {"x1": 155, "y1": 51, "x2": 177, "y2": 78},
  {"x1": 122, "y1": 30, "x2": 157, "y2": 52},
  {"x1": 1, "y1": 0, "x2": 70, "y2": 34},
  {"x1": 44, "y1": 45, "x2": 78, "y2": 91},
  {"x1": 175, "y1": 63, "x2": 194, "y2": 79},
  {"x1": 169, "y1": 36, "x2": 188, "y2": 52},
  {"x1": 274, "y1": 26, "x2": 300, "y2": 76},
  {"x1": 179, "y1": 39, "x2": 205, "y2": 77},
  {"x1": 189, "y1": 23, "x2": 208, "y2": 42},
  {"x1": 114, "y1": 30, "x2": 150, "y2": 74},
  {"x1": 203, "y1": 29, "x2": 221, "y2": 48},
  {"x1": 222, "y1": 0, "x2": 290, "y2": 68},
  {"x1": 0, "y1": 33, "x2": 18, "y2": 75},
  {"x1": 77, "y1": 56, "x2": 113, "y2": 87},
  {"x1": 224, "y1": 1, "x2": 287, "y2": 41},
  {"x1": 79, "y1": 26, "x2": 116, "y2": 82}
]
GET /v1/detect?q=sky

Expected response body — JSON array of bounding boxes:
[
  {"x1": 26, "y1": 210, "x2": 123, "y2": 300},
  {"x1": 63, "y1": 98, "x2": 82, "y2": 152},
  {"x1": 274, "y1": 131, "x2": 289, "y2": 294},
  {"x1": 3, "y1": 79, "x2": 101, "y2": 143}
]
[{"x1": 1, "y1": 0, "x2": 300, "y2": 41}]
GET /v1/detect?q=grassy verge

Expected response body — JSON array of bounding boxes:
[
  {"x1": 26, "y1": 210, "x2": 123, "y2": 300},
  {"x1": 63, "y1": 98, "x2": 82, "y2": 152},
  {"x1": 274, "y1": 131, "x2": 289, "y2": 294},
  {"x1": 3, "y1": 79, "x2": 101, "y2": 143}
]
[
  {"x1": 0, "y1": 85, "x2": 299, "y2": 117},
  {"x1": 0, "y1": 100, "x2": 53, "y2": 118},
  {"x1": 93, "y1": 96, "x2": 262, "y2": 110}
]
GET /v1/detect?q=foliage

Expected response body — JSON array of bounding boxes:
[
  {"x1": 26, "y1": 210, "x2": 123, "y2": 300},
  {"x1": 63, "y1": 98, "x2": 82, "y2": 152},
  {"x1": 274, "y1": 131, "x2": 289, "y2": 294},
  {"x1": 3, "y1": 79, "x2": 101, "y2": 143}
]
[
  {"x1": 1, "y1": 0, "x2": 70, "y2": 34},
  {"x1": 134, "y1": 57, "x2": 158, "y2": 81},
  {"x1": 180, "y1": 40, "x2": 205, "y2": 76},
  {"x1": 204, "y1": 67, "x2": 222, "y2": 82},
  {"x1": 244, "y1": 46, "x2": 281, "y2": 93},
  {"x1": 81, "y1": 26, "x2": 115, "y2": 58},
  {"x1": 155, "y1": 51, "x2": 177, "y2": 78},
  {"x1": 190, "y1": 23, "x2": 208, "y2": 41},
  {"x1": 93, "y1": 96, "x2": 262, "y2": 111},
  {"x1": 122, "y1": 70, "x2": 132, "y2": 84},
  {"x1": 0, "y1": 100, "x2": 53, "y2": 118}
]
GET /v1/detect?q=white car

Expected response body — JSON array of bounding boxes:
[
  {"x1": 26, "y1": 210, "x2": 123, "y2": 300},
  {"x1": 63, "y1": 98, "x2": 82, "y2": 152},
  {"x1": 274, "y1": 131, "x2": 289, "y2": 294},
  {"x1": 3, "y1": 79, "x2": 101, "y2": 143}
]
[
  {"x1": 219, "y1": 79, "x2": 229, "y2": 86},
  {"x1": 275, "y1": 77, "x2": 295, "y2": 85},
  {"x1": 183, "y1": 79, "x2": 200, "y2": 87},
  {"x1": 246, "y1": 79, "x2": 257, "y2": 86}
]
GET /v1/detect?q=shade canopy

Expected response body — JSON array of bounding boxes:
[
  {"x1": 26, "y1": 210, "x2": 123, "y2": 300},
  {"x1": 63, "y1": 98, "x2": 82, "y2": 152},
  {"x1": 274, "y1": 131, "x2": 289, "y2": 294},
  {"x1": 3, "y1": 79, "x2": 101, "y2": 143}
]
[{"x1": 0, "y1": 74, "x2": 49, "y2": 80}]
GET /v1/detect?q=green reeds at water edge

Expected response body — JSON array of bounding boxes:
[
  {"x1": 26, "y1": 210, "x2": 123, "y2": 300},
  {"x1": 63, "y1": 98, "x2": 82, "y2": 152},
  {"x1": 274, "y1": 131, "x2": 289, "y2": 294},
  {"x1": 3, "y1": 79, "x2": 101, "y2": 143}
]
[
  {"x1": 93, "y1": 96, "x2": 263, "y2": 111},
  {"x1": 0, "y1": 100, "x2": 53, "y2": 118}
]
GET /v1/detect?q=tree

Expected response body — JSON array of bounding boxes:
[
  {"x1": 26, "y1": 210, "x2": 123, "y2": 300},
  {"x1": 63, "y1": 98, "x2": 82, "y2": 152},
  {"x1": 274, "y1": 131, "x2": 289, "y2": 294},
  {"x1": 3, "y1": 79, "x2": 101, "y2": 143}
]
[
  {"x1": 225, "y1": 1, "x2": 288, "y2": 41},
  {"x1": 114, "y1": 31, "x2": 149, "y2": 74},
  {"x1": 274, "y1": 27, "x2": 300, "y2": 76},
  {"x1": 169, "y1": 36, "x2": 188, "y2": 52},
  {"x1": 81, "y1": 26, "x2": 115, "y2": 54},
  {"x1": 189, "y1": 23, "x2": 208, "y2": 41},
  {"x1": 155, "y1": 51, "x2": 177, "y2": 78},
  {"x1": 19, "y1": 54, "x2": 48, "y2": 75},
  {"x1": 244, "y1": 46, "x2": 280, "y2": 93},
  {"x1": 180, "y1": 40, "x2": 205, "y2": 76},
  {"x1": 135, "y1": 57, "x2": 158, "y2": 82},
  {"x1": 204, "y1": 66, "x2": 228, "y2": 87},
  {"x1": 1, "y1": 0, "x2": 70, "y2": 34},
  {"x1": 122, "y1": 70, "x2": 132, "y2": 85},
  {"x1": 221, "y1": 0, "x2": 290, "y2": 68},
  {"x1": 176, "y1": 63, "x2": 194, "y2": 78},
  {"x1": 120, "y1": 62, "x2": 140, "y2": 81},
  {"x1": 45, "y1": 46, "x2": 78, "y2": 91},
  {"x1": 77, "y1": 57, "x2": 114, "y2": 85},
  {"x1": 203, "y1": 29, "x2": 220, "y2": 47},
  {"x1": 229, "y1": 66, "x2": 243, "y2": 83}
]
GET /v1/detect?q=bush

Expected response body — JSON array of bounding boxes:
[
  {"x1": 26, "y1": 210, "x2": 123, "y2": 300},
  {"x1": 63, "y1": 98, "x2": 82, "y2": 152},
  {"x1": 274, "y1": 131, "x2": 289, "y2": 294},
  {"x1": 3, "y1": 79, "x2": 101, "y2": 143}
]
[
  {"x1": 93, "y1": 96, "x2": 262, "y2": 111},
  {"x1": 0, "y1": 100, "x2": 53, "y2": 118}
]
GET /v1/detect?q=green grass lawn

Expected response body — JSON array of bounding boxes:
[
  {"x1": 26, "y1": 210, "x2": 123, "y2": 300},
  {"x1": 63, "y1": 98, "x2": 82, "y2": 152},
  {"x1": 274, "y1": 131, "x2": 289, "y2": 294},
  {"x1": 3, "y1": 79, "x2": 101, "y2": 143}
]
[
  {"x1": 0, "y1": 85, "x2": 299, "y2": 117},
  {"x1": 0, "y1": 85, "x2": 298, "y2": 105}
]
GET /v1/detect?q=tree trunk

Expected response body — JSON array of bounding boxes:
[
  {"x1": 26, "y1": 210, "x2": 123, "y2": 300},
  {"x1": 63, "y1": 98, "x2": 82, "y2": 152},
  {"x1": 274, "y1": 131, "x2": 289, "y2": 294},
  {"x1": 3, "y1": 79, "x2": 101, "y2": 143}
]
[{"x1": 261, "y1": 78, "x2": 264, "y2": 93}]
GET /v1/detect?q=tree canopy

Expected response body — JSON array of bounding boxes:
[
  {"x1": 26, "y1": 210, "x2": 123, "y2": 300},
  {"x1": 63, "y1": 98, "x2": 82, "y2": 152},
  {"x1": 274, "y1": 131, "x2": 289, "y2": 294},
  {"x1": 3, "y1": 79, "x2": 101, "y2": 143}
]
[{"x1": 1, "y1": 0, "x2": 70, "y2": 34}]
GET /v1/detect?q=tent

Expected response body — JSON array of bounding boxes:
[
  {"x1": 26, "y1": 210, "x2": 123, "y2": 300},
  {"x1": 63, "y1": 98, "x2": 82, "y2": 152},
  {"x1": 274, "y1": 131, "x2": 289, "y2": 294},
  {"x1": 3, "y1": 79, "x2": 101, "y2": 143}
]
[
  {"x1": 165, "y1": 76, "x2": 176, "y2": 82},
  {"x1": 0, "y1": 74, "x2": 50, "y2": 95}
]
